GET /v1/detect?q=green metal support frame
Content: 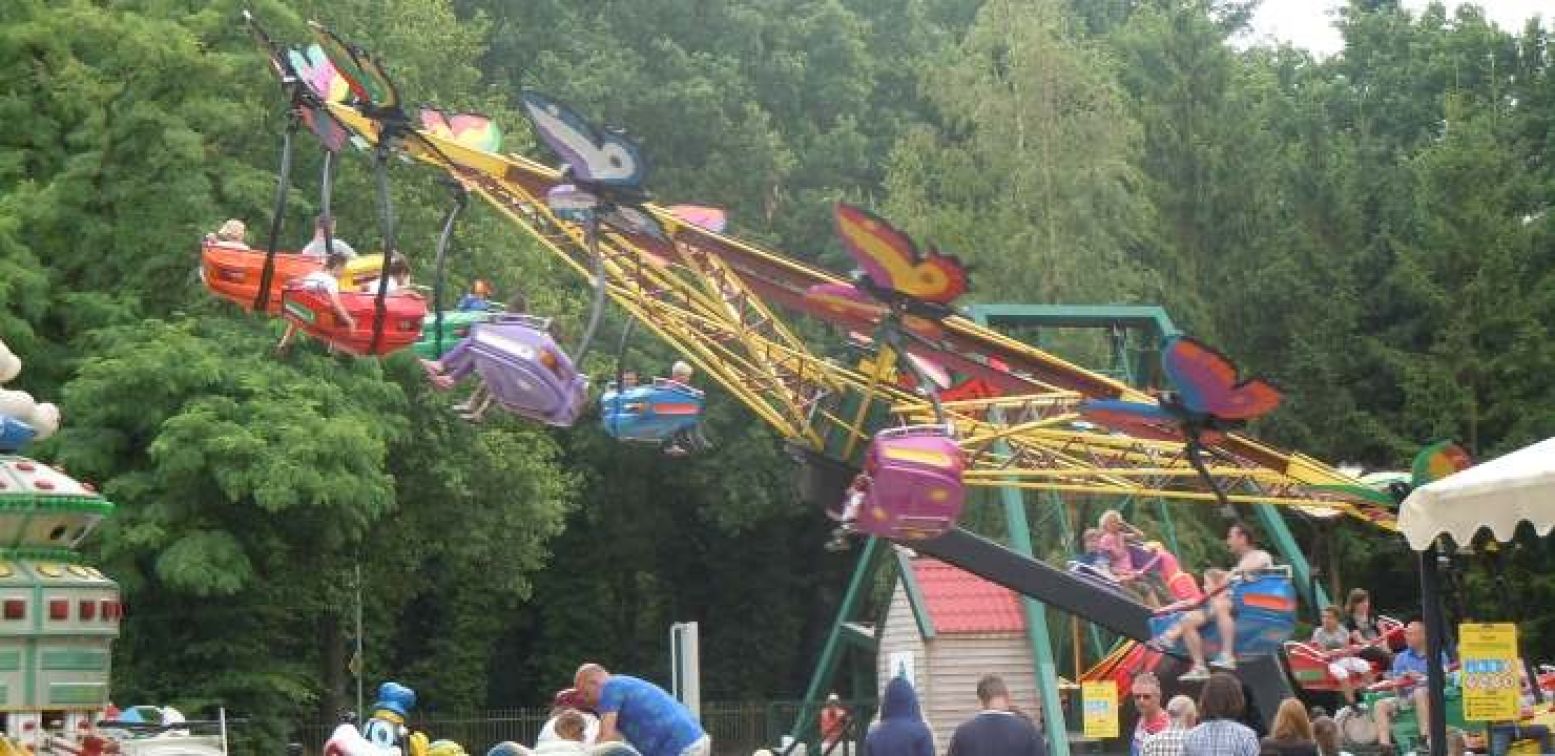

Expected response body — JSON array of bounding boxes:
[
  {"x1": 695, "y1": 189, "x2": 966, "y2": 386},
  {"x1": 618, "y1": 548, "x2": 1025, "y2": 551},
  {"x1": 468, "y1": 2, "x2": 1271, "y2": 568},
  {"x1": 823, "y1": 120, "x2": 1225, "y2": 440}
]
[
  {"x1": 786, "y1": 304, "x2": 1328, "y2": 753},
  {"x1": 789, "y1": 537, "x2": 884, "y2": 748},
  {"x1": 970, "y1": 305, "x2": 1327, "y2": 608},
  {"x1": 990, "y1": 403, "x2": 1070, "y2": 756}
]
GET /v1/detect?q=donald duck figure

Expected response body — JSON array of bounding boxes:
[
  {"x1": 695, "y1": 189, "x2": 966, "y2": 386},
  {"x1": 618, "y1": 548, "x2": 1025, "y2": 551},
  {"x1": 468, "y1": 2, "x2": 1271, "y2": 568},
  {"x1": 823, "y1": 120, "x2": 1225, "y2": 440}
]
[{"x1": 325, "y1": 682, "x2": 433, "y2": 756}]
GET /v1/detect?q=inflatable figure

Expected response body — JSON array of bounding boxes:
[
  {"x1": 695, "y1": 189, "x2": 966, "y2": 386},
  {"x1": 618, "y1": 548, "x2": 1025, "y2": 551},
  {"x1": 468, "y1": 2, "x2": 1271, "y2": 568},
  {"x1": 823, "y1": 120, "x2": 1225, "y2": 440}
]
[
  {"x1": 425, "y1": 740, "x2": 468, "y2": 756},
  {"x1": 0, "y1": 339, "x2": 61, "y2": 452},
  {"x1": 325, "y1": 682, "x2": 428, "y2": 756},
  {"x1": 361, "y1": 683, "x2": 415, "y2": 750}
]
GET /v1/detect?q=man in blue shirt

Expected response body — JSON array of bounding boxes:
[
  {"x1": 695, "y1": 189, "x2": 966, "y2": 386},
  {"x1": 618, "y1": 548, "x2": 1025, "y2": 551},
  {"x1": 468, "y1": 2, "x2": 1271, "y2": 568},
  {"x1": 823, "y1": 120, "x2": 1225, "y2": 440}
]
[
  {"x1": 576, "y1": 663, "x2": 709, "y2": 756},
  {"x1": 1374, "y1": 621, "x2": 1451, "y2": 751}
]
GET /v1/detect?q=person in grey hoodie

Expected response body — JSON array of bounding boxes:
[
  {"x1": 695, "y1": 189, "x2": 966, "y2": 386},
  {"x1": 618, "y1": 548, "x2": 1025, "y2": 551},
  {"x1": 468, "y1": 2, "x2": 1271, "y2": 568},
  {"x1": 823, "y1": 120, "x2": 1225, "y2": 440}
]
[{"x1": 864, "y1": 677, "x2": 933, "y2": 756}]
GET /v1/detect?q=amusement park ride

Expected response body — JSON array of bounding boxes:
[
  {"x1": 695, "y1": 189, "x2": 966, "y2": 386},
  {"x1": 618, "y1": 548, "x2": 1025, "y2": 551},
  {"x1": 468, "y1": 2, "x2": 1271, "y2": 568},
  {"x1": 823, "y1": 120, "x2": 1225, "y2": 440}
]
[{"x1": 196, "y1": 13, "x2": 1464, "y2": 754}]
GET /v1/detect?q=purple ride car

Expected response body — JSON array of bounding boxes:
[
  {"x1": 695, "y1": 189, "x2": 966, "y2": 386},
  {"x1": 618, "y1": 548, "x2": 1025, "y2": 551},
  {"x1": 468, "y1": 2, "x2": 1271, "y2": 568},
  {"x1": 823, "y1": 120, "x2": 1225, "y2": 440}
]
[
  {"x1": 439, "y1": 314, "x2": 589, "y2": 427},
  {"x1": 853, "y1": 424, "x2": 967, "y2": 541}
]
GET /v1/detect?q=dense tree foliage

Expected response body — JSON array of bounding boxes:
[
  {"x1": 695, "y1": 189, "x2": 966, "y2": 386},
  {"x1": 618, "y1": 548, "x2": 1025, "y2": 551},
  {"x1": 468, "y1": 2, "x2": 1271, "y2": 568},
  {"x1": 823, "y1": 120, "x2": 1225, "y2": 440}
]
[{"x1": 2, "y1": 0, "x2": 1553, "y2": 750}]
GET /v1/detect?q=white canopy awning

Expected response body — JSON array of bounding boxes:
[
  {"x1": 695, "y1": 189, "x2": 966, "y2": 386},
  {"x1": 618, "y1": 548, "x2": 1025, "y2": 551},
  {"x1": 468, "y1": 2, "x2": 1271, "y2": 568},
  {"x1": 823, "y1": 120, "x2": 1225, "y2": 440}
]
[{"x1": 1398, "y1": 437, "x2": 1555, "y2": 550}]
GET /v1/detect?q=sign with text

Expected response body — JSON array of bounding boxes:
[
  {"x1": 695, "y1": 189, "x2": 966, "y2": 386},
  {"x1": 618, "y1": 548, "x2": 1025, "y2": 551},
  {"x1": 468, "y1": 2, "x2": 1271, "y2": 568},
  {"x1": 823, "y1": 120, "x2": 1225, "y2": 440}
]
[
  {"x1": 1460, "y1": 623, "x2": 1520, "y2": 722},
  {"x1": 1082, "y1": 681, "x2": 1119, "y2": 739}
]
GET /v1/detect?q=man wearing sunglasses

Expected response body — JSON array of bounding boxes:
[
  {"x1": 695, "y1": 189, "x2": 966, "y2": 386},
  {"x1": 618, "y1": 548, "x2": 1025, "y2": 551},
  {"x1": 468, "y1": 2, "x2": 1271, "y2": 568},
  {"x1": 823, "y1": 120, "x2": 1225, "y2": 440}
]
[{"x1": 1131, "y1": 672, "x2": 1170, "y2": 756}]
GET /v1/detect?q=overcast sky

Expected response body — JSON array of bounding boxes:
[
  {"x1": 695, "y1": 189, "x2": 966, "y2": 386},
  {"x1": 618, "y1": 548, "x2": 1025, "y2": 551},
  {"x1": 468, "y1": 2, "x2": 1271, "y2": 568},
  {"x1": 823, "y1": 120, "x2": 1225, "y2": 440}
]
[{"x1": 1242, "y1": 1, "x2": 1550, "y2": 56}]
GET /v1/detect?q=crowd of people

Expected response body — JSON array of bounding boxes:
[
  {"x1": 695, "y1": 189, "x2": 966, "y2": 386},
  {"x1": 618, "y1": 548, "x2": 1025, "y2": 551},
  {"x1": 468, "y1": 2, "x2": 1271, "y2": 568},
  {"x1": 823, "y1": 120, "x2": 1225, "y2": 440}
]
[
  {"x1": 836, "y1": 674, "x2": 1045, "y2": 756},
  {"x1": 1119, "y1": 607, "x2": 1553, "y2": 756},
  {"x1": 488, "y1": 663, "x2": 709, "y2": 756}
]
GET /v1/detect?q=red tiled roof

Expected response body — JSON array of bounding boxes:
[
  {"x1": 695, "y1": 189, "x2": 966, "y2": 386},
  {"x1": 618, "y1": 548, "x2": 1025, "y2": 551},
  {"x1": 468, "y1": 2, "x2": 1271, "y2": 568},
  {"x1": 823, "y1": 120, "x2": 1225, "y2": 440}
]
[{"x1": 910, "y1": 557, "x2": 1026, "y2": 634}]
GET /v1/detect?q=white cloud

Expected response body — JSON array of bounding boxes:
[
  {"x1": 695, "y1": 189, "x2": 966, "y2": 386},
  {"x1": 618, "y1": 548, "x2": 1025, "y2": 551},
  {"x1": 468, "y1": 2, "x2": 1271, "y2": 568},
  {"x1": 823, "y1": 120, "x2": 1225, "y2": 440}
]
[{"x1": 1241, "y1": 1, "x2": 1550, "y2": 57}]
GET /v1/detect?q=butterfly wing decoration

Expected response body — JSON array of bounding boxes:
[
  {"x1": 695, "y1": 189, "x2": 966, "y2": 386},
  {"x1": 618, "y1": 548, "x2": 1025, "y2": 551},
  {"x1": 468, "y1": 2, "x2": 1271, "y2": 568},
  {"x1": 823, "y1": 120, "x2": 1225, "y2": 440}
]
[
  {"x1": 419, "y1": 108, "x2": 503, "y2": 153},
  {"x1": 288, "y1": 45, "x2": 350, "y2": 104},
  {"x1": 833, "y1": 203, "x2": 968, "y2": 306},
  {"x1": 1160, "y1": 336, "x2": 1282, "y2": 421},
  {"x1": 803, "y1": 282, "x2": 886, "y2": 328},
  {"x1": 307, "y1": 23, "x2": 372, "y2": 104},
  {"x1": 308, "y1": 23, "x2": 401, "y2": 115},
  {"x1": 245, "y1": 16, "x2": 348, "y2": 151},
  {"x1": 519, "y1": 91, "x2": 648, "y2": 192},
  {"x1": 1410, "y1": 440, "x2": 1472, "y2": 487},
  {"x1": 278, "y1": 46, "x2": 351, "y2": 152},
  {"x1": 1076, "y1": 399, "x2": 1193, "y2": 443},
  {"x1": 299, "y1": 105, "x2": 349, "y2": 152},
  {"x1": 666, "y1": 205, "x2": 728, "y2": 234},
  {"x1": 545, "y1": 184, "x2": 599, "y2": 224}
]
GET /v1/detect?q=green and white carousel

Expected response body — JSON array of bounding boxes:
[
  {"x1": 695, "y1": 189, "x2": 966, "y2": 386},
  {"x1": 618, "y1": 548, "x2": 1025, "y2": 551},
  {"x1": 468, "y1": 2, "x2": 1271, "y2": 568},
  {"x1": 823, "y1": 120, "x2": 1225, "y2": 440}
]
[{"x1": 0, "y1": 342, "x2": 222, "y2": 755}]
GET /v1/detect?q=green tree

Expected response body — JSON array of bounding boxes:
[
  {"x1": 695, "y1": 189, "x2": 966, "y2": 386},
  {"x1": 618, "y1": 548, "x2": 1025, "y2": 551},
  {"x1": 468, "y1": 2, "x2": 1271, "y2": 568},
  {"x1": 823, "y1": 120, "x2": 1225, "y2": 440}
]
[{"x1": 884, "y1": 0, "x2": 1156, "y2": 306}]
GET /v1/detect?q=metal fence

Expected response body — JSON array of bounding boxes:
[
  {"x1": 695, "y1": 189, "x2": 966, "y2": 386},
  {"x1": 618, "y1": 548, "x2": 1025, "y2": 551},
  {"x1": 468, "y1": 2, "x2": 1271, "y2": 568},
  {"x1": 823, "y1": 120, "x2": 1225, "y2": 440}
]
[{"x1": 291, "y1": 701, "x2": 795, "y2": 756}]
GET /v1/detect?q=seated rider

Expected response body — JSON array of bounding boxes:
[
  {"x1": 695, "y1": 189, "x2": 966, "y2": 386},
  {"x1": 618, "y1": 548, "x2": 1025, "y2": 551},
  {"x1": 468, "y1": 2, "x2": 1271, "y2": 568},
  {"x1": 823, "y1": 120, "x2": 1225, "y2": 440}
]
[
  {"x1": 1372, "y1": 620, "x2": 1452, "y2": 753},
  {"x1": 1099, "y1": 510, "x2": 1168, "y2": 606},
  {"x1": 662, "y1": 361, "x2": 707, "y2": 457},
  {"x1": 1153, "y1": 522, "x2": 1273, "y2": 680},
  {"x1": 1077, "y1": 528, "x2": 1117, "y2": 579},
  {"x1": 1311, "y1": 604, "x2": 1374, "y2": 705},
  {"x1": 1345, "y1": 587, "x2": 1393, "y2": 669},
  {"x1": 301, "y1": 214, "x2": 357, "y2": 259},
  {"x1": 538, "y1": 688, "x2": 599, "y2": 746},
  {"x1": 275, "y1": 252, "x2": 356, "y2": 356},
  {"x1": 365, "y1": 253, "x2": 415, "y2": 295},
  {"x1": 825, "y1": 473, "x2": 872, "y2": 552},
  {"x1": 207, "y1": 219, "x2": 249, "y2": 249},
  {"x1": 457, "y1": 279, "x2": 493, "y2": 312},
  {"x1": 422, "y1": 291, "x2": 528, "y2": 421}
]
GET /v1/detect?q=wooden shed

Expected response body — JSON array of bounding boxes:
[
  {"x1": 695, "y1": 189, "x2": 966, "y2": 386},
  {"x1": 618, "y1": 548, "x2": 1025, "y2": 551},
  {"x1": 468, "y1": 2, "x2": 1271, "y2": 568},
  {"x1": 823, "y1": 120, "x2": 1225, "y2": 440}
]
[{"x1": 876, "y1": 549, "x2": 1043, "y2": 749}]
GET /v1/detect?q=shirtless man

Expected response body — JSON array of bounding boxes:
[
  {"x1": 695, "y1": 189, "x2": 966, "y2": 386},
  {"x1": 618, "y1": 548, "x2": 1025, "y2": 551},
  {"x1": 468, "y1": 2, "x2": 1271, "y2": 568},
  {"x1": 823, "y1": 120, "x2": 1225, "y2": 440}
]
[{"x1": 1157, "y1": 522, "x2": 1273, "y2": 680}]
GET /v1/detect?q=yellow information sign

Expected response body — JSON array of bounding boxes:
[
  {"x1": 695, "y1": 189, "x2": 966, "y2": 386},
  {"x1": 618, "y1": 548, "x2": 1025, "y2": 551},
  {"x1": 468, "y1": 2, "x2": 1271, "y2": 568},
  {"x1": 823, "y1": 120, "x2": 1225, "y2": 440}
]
[
  {"x1": 1460, "y1": 622, "x2": 1520, "y2": 722},
  {"x1": 1082, "y1": 681, "x2": 1120, "y2": 739}
]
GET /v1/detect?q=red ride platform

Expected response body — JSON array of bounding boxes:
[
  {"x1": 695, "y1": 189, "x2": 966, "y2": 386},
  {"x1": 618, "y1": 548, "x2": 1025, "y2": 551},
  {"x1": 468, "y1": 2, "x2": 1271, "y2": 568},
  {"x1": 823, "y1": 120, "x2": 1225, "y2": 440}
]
[{"x1": 281, "y1": 286, "x2": 427, "y2": 356}]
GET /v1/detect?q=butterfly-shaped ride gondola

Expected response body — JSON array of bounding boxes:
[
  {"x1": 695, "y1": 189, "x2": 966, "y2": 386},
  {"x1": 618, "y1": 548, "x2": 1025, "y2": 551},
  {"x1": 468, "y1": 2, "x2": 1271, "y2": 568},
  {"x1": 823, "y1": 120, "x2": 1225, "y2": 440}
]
[
  {"x1": 1078, "y1": 336, "x2": 1283, "y2": 508},
  {"x1": 817, "y1": 205, "x2": 972, "y2": 545}
]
